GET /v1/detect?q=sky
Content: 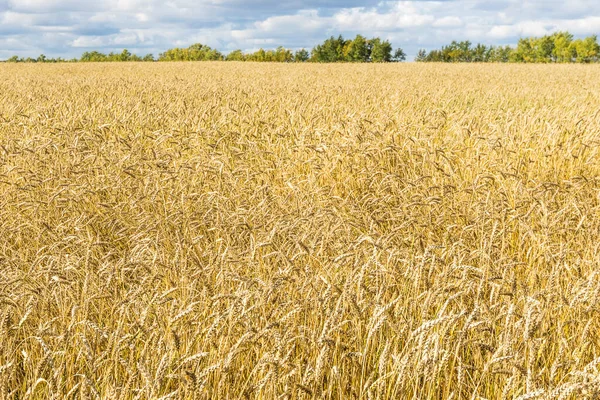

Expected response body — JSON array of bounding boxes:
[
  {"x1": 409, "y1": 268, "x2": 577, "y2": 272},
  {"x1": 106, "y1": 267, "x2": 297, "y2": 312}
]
[{"x1": 1, "y1": 0, "x2": 599, "y2": 60}]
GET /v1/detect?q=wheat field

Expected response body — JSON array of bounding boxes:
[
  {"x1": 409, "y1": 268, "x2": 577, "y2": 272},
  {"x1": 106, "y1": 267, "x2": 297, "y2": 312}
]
[{"x1": 1, "y1": 62, "x2": 600, "y2": 399}]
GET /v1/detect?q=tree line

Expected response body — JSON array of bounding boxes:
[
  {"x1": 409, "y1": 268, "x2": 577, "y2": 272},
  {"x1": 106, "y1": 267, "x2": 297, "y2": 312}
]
[
  {"x1": 3, "y1": 34, "x2": 404, "y2": 63},
  {"x1": 3, "y1": 31, "x2": 599, "y2": 63},
  {"x1": 416, "y1": 32, "x2": 599, "y2": 63}
]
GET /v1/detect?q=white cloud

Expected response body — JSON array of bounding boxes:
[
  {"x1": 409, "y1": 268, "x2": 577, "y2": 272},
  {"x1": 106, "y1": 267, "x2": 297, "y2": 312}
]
[
  {"x1": 8, "y1": 0, "x2": 106, "y2": 12},
  {"x1": 432, "y1": 16, "x2": 463, "y2": 28},
  {"x1": 1, "y1": 0, "x2": 600, "y2": 60},
  {"x1": 488, "y1": 16, "x2": 600, "y2": 40},
  {"x1": 72, "y1": 36, "x2": 106, "y2": 48},
  {"x1": 333, "y1": 6, "x2": 436, "y2": 30},
  {"x1": 555, "y1": 16, "x2": 600, "y2": 34},
  {"x1": 488, "y1": 24, "x2": 516, "y2": 39},
  {"x1": 254, "y1": 10, "x2": 327, "y2": 34}
]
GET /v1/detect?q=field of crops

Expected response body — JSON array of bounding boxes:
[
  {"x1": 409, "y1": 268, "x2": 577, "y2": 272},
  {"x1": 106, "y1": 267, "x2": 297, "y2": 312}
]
[{"x1": 1, "y1": 62, "x2": 600, "y2": 399}]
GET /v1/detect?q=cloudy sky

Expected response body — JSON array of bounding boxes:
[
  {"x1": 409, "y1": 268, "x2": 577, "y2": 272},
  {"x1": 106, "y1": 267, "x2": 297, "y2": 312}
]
[{"x1": 1, "y1": 0, "x2": 599, "y2": 60}]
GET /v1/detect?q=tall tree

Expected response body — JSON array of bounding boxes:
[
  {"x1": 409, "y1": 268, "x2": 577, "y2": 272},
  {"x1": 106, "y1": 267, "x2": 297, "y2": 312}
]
[
  {"x1": 370, "y1": 38, "x2": 393, "y2": 62},
  {"x1": 415, "y1": 49, "x2": 428, "y2": 62},
  {"x1": 119, "y1": 49, "x2": 132, "y2": 62},
  {"x1": 535, "y1": 35, "x2": 555, "y2": 62},
  {"x1": 226, "y1": 49, "x2": 245, "y2": 61},
  {"x1": 511, "y1": 38, "x2": 535, "y2": 62},
  {"x1": 346, "y1": 35, "x2": 369, "y2": 62},
  {"x1": 294, "y1": 49, "x2": 309, "y2": 62},
  {"x1": 274, "y1": 46, "x2": 294, "y2": 62},
  {"x1": 311, "y1": 35, "x2": 347, "y2": 62},
  {"x1": 472, "y1": 44, "x2": 488, "y2": 62},
  {"x1": 393, "y1": 48, "x2": 407, "y2": 62},
  {"x1": 572, "y1": 35, "x2": 600, "y2": 63},
  {"x1": 488, "y1": 45, "x2": 512, "y2": 62},
  {"x1": 159, "y1": 44, "x2": 223, "y2": 61},
  {"x1": 552, "y1": 31, "x2": 574, "y2": 62}
]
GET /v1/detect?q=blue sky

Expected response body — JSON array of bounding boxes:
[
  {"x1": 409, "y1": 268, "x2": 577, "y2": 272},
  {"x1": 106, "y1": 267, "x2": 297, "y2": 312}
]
[{"x1": 1, "y1": 0, "x2": 599, "y2": 60}]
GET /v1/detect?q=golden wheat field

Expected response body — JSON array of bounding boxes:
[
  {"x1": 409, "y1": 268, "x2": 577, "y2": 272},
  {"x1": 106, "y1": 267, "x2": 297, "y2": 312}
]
[{"x1": 1, "y1": 62, "x2": 600, "y2": 399}]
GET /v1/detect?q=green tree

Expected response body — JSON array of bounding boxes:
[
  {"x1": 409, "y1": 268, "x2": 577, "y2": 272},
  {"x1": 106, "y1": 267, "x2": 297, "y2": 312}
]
[
  {"x1": 489, "y1": 45, "x2": 512, "y2": 62},
  {"x1": 443, "y1": 41, "x2": 472, "y2": 62},
  {"x1": 572, "y1": 35, "x2": 600, "y2": 63},
  {"x1": 311, "y1": 35, "x2": 347, "y2": 62},
  {"x1": 188, "y1": 43, "x2": 223, "y2": 60},
  {"x1": 120, "y1": 49, "x2": 132, "y2": 61},
  {"x1": 274, "y1": 46, "x2": 293, "y2": 62},
  {"x1": 414, "y1": 31, "x2": 600, "y2": 64},
  {"x1": 552, "y1": 31, "x2": 574, "y2": 62},
  {"x1": 346, "y1": 35, "x2": 369, "y2": 62},
  {"x1": 250, "y1": 49, "x2": 267, "y2": 62},
  {"x1": 415, "y1": 49, "x2": 427, "y2": 62},
  {"x1": 226, "y1": 49, "x2": 245, "y2": 61},
  {"x1": 80, "y1": 51, "x2": 108, "y2": 62},
  {"x1": 393, "y1": 48, "x2": 406, "y2": 62},
  {"x1": 472, "y1": 44, "x2": 488, "y2": 62},
  {"x1": 107, "y1": 52, "x2": 119, "y2": 61},
  {"x1": 511, "y1": 38, "x2": 535, "y2": 62},
  {"x1": 294, "y1": 49, "x2": 309, "y2": 62},
  {"x1": 370, "y1": 38, "x2": 393, "y2": 62},
  {"x1": 458, "y1": 41, "x2": 473, "y2": 61},
  {"x1": 159, "y1": 44, "x2": 223, "y2": 61},
  {"x1": 535, "y1": 35, "x2": 555, "y2": 62}
]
